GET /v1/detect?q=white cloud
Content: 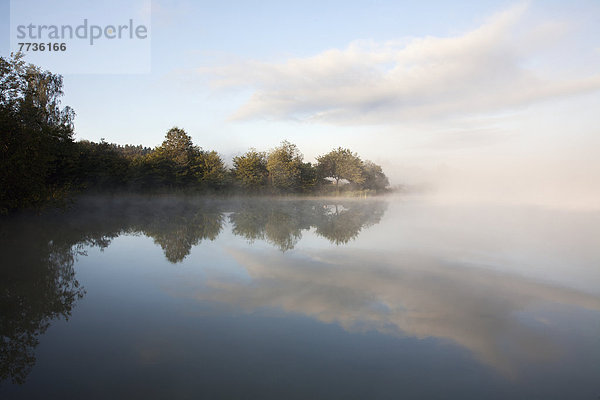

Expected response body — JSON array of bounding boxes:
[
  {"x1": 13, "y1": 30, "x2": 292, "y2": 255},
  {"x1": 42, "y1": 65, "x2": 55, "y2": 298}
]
[{"x1": 200, "y1": 3, "x2": 600, "y2": 125}]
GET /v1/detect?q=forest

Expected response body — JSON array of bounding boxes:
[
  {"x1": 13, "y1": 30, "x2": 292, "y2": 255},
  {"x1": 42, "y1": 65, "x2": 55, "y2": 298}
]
[{"x1": 0, "y1": 53, "x2": 390, "y2": 214}]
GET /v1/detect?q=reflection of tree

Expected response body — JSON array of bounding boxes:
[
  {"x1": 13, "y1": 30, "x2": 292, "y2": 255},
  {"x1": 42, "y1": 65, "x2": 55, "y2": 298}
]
[
  {"x1": 0, "y1": 222, "x2": 85, "y2": 385},
  {"x1": 140, "y1": 203, "x2": 224, "y2": 263},
  {"x1": 57, "y1": 197, "x2": 385, "y2": 259},
  {"x1": 0, "y1": 197, "x2": 226, "y2": 385},
  {"x1": 229, "y1": 200, "x2": 387, "y2": 251},
  {"x1": 67, "y1": 197, "x2": 225, "y2": 264},
  {"x1": 229, "y1": 200, "x2": 312, "y2": 251},
  {"x1": 0, "y1": 196, "x2": 387, "y2": 385},
  {"x1": 314, "y1": 202, "x2": 387, "y2": 245},
  {"x1": 230, "y1": 202, "x2": 270, "y2": 242},
  {"x1": 264, "y1": 211, "x2": 304, "y2": 251}
]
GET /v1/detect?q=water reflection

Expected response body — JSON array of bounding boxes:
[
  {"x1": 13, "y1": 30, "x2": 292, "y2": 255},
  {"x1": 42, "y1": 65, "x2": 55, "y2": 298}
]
[
  {"x1": 186, "y1": 248, "x2": 600, "y2": 376},
  {"x1": 0, "y1": 219, "x2": 85, "y2": 384},
  {"x1": 2, "y1": 196, "x2": 598, "y2": 395},
  {"x1": 229, "y1": 200, "x2": 387, "y2": 250},
  {"x1": 48, "y1": 196, "x2": 387, "y2": 260},
  {"x1": 0, "y1": 196, "x2": 386, "y2": 384},
  {"x1": 139, "y1": 201, "x2": 224, "y2": 263}
]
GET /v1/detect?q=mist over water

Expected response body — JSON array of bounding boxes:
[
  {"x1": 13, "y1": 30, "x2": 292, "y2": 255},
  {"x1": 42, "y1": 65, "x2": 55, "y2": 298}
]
[
  {"x1": 1, "y1": 195, "x2": 599, "y2": 399},
  {"x1": 2, "y1": 0, "x2": 600, "y2": 397}
]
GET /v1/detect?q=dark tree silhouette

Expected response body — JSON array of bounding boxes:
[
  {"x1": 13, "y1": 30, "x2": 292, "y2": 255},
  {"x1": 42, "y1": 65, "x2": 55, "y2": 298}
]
[{"x1": 0, "y1": 53, "x2": 75, "y2": 212}]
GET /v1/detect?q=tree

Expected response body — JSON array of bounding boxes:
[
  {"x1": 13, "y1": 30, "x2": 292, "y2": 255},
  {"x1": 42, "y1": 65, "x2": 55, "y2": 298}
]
[
  {"x1": 0, "y1": 52, "x2": 393, "y2": 204},
  {"x1": 194, "y1": 150, "x2": 227, "y2": 189},
  {"x1": 158, "y1": 127, "x2": 196, "y2": 162},
  {"x1": 0, "y1": 53, "x2": 75, "y2": 212},
  {"x1": 299, "y1": 162, "x2": 318, "y2": 192},
  {"x1": 72, "y1": 140, "x2": 129, "y2": 189},
  {"x1": 267, "y1": 141, "x2": 303, "y2": 192},
  {"x1": 316, "y1": 147, "x2": 365, "y2": 189},
  {"x1": 361, "y1": 160, "x2": 390, "y2": 192},
  {"x1": 232, "y1": 149, "x2": 268, "y2": 191},
  {"x1": 152, "y1": 127, "x2": 198, "y2": 186}
]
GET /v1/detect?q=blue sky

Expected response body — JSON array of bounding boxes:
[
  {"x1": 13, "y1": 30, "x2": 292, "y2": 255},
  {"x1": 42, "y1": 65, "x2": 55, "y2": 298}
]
[{"x1": 2, "y1": 0, "x2": 600, "y2": 206}]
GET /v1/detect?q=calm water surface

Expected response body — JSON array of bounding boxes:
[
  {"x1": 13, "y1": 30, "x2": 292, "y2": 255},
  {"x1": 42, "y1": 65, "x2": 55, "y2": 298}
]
[{"x1": 1, "y1": 195, "x2": 599, "y2": 399}]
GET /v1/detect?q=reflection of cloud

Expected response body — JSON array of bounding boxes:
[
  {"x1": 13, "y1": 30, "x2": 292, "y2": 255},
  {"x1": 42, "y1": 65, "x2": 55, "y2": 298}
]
[
  {"x1": 184, "y1": 248, "x2": 600, "y2": 376},
  {"x1": 201, "y1": 4, "x2": 600, "y2": 125}
]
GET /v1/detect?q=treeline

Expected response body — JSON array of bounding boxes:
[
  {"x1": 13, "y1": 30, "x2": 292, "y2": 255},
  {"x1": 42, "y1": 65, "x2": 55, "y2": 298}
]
[
  {"x1": 72, "y1": 129, "x2": 390, "y2": 194},
  {"x1": 0, "y1": 54, "x2": 389, "y2": 213}
]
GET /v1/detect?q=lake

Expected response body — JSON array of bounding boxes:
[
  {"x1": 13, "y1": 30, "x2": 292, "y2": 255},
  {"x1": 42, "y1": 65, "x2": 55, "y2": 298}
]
[{"x1": 1, "y1": 195, "x2": 599, "y2": 399}]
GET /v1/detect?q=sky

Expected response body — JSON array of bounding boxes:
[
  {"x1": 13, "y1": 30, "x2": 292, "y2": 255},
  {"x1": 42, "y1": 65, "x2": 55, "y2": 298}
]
[{"x1": 1, "y1": 0, "x2": 599, "y2": 207}]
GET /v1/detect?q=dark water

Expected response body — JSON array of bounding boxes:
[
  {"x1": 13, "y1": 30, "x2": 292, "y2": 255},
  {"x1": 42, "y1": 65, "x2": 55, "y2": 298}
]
[{"x1": 1, "y1": 195, "x2": 599, "y2": 399}]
